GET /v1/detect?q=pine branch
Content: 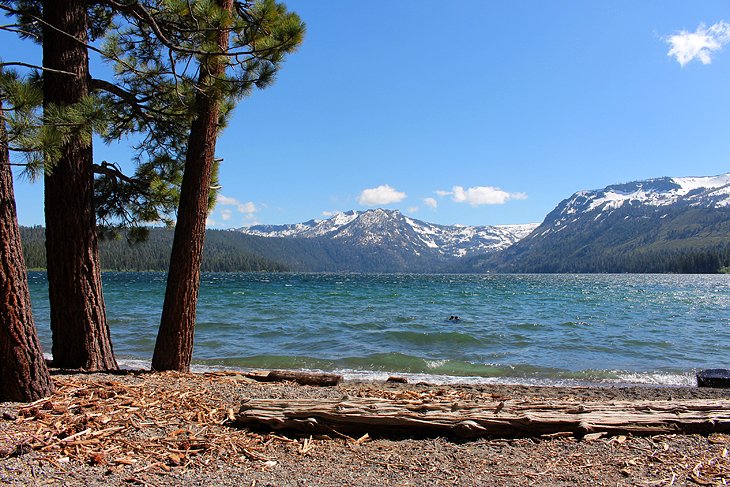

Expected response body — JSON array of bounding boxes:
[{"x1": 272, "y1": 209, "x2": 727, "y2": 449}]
[
  {"x1": 0, "y1": 22, "x2": 28, "y2": 29},
  {"x1": 0, "y1": 4, "x2": 145, "y2": 81},
  {"x1": 0, "y1": 23, "x2": 40, "y2": 39},
  {"x1": 93, "y1": 161, "x2": 144, "y2": 189},
  {"x1": 90, "y1": 78, "x2": 183, "y2": 119},
  {"x1": 0, "y1": 162, "x2": 33, "y2": 166},
  {"x1": 99, "y1": 0, "x2": 279, "y2": 58},
  {"x1": 186, "y1": 0, "x2": 201, "y2": 32},
  {"x1": 101, "y1": 0, "x2": 224, "y2": 57},
  {"x1": 1, "y1": 62, "x2": 77, "y2": 77},
  {"x1": 0, "y1": 4, "x2": 106, "y2": 56}
]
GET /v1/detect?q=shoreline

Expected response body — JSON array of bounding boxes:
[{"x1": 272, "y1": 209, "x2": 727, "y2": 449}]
[
  {"x1": 1, "y1": 369, "x2": 729, "y2": 485},
  {"x1": 125, "y1": 358, "x2": 703, "y2": 389}
]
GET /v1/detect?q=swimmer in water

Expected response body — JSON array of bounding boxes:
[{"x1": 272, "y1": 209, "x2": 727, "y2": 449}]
[{"x1": 448, "y1": 315, "x2": 460, "y2": 322}]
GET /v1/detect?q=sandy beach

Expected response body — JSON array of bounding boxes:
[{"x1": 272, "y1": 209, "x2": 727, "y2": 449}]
[{"x1": 2, "y1": 370, "x2": 730, "y2": 486}]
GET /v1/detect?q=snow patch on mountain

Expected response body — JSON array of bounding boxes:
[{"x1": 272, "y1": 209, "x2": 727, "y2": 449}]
[
  {"x1": 584, "y1": 174, "x2": 730, "y2": 212},
  {"x1": 544, "y1": 173, "x2": 730, "y2": 234},
  {"x1": 674, "y1": 174, "x2": 730, "y2": 192}
]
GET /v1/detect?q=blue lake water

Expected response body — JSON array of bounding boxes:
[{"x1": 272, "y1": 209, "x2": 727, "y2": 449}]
[{"x1": 26, "y1": 272, "x2": 730, "y2": 386}]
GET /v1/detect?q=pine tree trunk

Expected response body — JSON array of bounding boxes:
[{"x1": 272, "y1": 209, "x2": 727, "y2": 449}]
[
  {"x1": 152, "y1": 0, "x2": 233, "y2": 372},
  {"x1": 0, "y1": 101, "x2": 55, "y2": 402},
  {"x1": 42, "y1": 0, "x2": 117, "y2": 371}
]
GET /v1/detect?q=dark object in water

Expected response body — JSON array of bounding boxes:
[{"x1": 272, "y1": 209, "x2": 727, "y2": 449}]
[
  {"x1": 697, "y1": 369, "x2": 730, "y2": 388},
  {"x1": 448, "y1": 315, "x2": 460, "y2": 322}
]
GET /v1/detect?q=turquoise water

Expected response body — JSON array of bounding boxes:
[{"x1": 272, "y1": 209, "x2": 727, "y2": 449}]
[{"x1": 27, "y1": 272, "x2": 730, "y2": 386}]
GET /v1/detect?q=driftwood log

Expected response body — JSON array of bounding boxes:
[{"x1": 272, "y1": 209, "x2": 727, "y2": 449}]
[
  {"x1": 235, "y1": 397, "x2": 730, "y2": 438},
  {"x1": 245, "y1": 370, "x2": 343, "y2": 387}
]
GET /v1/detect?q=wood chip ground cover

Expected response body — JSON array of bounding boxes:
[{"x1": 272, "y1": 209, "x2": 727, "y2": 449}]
[{"x1": 0, "y1": 371, "x2": 729, "y2": 486}]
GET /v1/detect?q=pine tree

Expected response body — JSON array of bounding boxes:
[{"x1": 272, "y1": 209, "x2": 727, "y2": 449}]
[
  {"x1": 40, "y1": 0, "x2": 118, "y2": 370},
  {"x1": 0, "y1": 0, "x2": 186, "y2": 371},
  {"x1": 150, "y1": 0, "x2": 236, "y2": 371},
  {"x1": 0, "y1": 0, "x2": 120, "y2": 370},
  {"x1": 3, "y1": 0, "x2": 303, "y2": 373},
  {"x1": 154, "y1": 0, "x2": 303, "y2": 371},
  {"x1": 0, "y1": 71, "x2": 54, "y2": 401},
  {"x1": 100, "y1": 0, "x2": 304, "y2": 371}
]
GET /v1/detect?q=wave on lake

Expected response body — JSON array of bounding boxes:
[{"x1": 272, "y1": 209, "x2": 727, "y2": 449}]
[{"x1": 30, "y1": 272, "x2": 729, "y2": 388}]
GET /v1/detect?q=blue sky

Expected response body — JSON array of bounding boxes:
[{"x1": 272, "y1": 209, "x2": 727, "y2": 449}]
[{"x1": 6, "y1": 1, "x2": 730, "y2": 228}]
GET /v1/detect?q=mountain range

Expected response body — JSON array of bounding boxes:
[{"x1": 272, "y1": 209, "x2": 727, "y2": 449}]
[
  {"x1": 468, "y1": 173, "x2": 730, "y2": 273},
  {"x1": 239, "y1": 173, "x2": 730, "y2": 273},
  {"x1": 20, "y1": 173, "x2": 730, "y2": 273},
  {"x1": 241, "y1": 209, "x2": 537, "y2": 258},
  {"x1": 233, "y1": 209, "x2": 535, "y2": 272}
]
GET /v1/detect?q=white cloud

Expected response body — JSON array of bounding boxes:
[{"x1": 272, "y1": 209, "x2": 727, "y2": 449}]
[
  {"x1": 216, "y1": 195, "x2": 239, "y2": 206},
  {"x1": 407, "y1": 206, "x2": 419, "y2": 213},
  {"x1": 358, "y1": 184, "x2": 407, "y2": 206},
  {"x1": 438, "y1": 185, "x2": 528, "y2": 206},
  {"x1": 220, "y1": 209, "x2": 232, "y2": 221},
  {"x1": 423, "y1": 197, "x2": 438, "y2": 209},
  {"x1": 666, "y1": 21, "x2": 730, "y2": 67},
  {"x1": 215, "y1": 194, "x2": 257, "y2": 214},
  {"x1": 322, "y1": 210, "x2": 341, "y2": 217}
]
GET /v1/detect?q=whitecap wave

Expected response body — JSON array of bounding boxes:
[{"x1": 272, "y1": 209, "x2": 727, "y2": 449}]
[{"x1": 48, "y1": 354, "x2": 701, "y2": 389}]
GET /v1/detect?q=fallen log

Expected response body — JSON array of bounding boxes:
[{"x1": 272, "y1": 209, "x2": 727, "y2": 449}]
[
  {"x1": 245, "y1": 370, "x2": 342, "y2": 387},
  {"x1": 235, "y1": 397, "x2": 730, "y2": 438}
]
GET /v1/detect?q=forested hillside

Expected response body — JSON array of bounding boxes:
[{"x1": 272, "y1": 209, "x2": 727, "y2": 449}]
[
  {"x1": 467, "y1": 205, "x2": 730, "y2": 274},
  {"x1": 20, "y1": 227, "x2": 288, "y2": 272}
]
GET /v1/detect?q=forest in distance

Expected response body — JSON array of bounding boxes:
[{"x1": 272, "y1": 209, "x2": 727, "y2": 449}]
[
  {"x1": 20, "y1": 225, "x2": 730, "y2": 274},
  {"x1": 20, "y1": 226, "x2": 288, "y2": 273}
]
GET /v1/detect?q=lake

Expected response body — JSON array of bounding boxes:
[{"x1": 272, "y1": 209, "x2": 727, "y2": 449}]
[{"x1": 27, "y1": 272, "x2": 730, "y2": 386}]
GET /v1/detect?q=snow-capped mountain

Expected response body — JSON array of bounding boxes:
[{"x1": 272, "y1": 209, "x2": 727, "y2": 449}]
[
  {"x1": 542, "y1": 173, "x2": 730, "y2": 236},
  {"x1": 240, "y1": 209, "x2": 537, "y2": 259},
  {"x1": 240, "y1": 211, "x2": 361, "y2": 239},
  {"x1": 476, "y1": 173, "x2": 730, "y2": 273}
]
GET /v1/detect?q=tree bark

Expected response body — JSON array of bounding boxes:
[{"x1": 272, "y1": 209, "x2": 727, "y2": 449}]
[
  {"x1": 0, "y1": 101, "x2": 55, "y2": 402},
  {"x1": 42, "y1": 0, "x2": 117, "y2": 371},
  {"x1": 151, "y1": 0, "x2": 233, "y2": 372}
]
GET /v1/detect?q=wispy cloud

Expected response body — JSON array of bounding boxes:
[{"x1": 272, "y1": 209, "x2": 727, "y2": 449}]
[
  {"x1": 358, "y1": 184, "x2": 407, "y2": 206},
  {"x1": 437, "y1": 185, "x2": 527, "y2": 206},
  {"x1": 666, "y1": 21, "x2": 730, "y2": 67},
  {"x1": 216, "y1": 194, "x2": 257, "y2": 214},
  {"x1": 423, "y1": 197, "x2": 438, "y2": 209},
  {"x1": 209, "y1": 194, "x2": 259, "y2": 227}
]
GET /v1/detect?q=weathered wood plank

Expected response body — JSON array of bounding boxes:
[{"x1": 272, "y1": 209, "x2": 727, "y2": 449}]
[
  {"x1": 245, "y1": 370, "x2": 343, "y2": 386},
  {"x1": 235, "y1": 397, "x2": 730, "y2": 438}
]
